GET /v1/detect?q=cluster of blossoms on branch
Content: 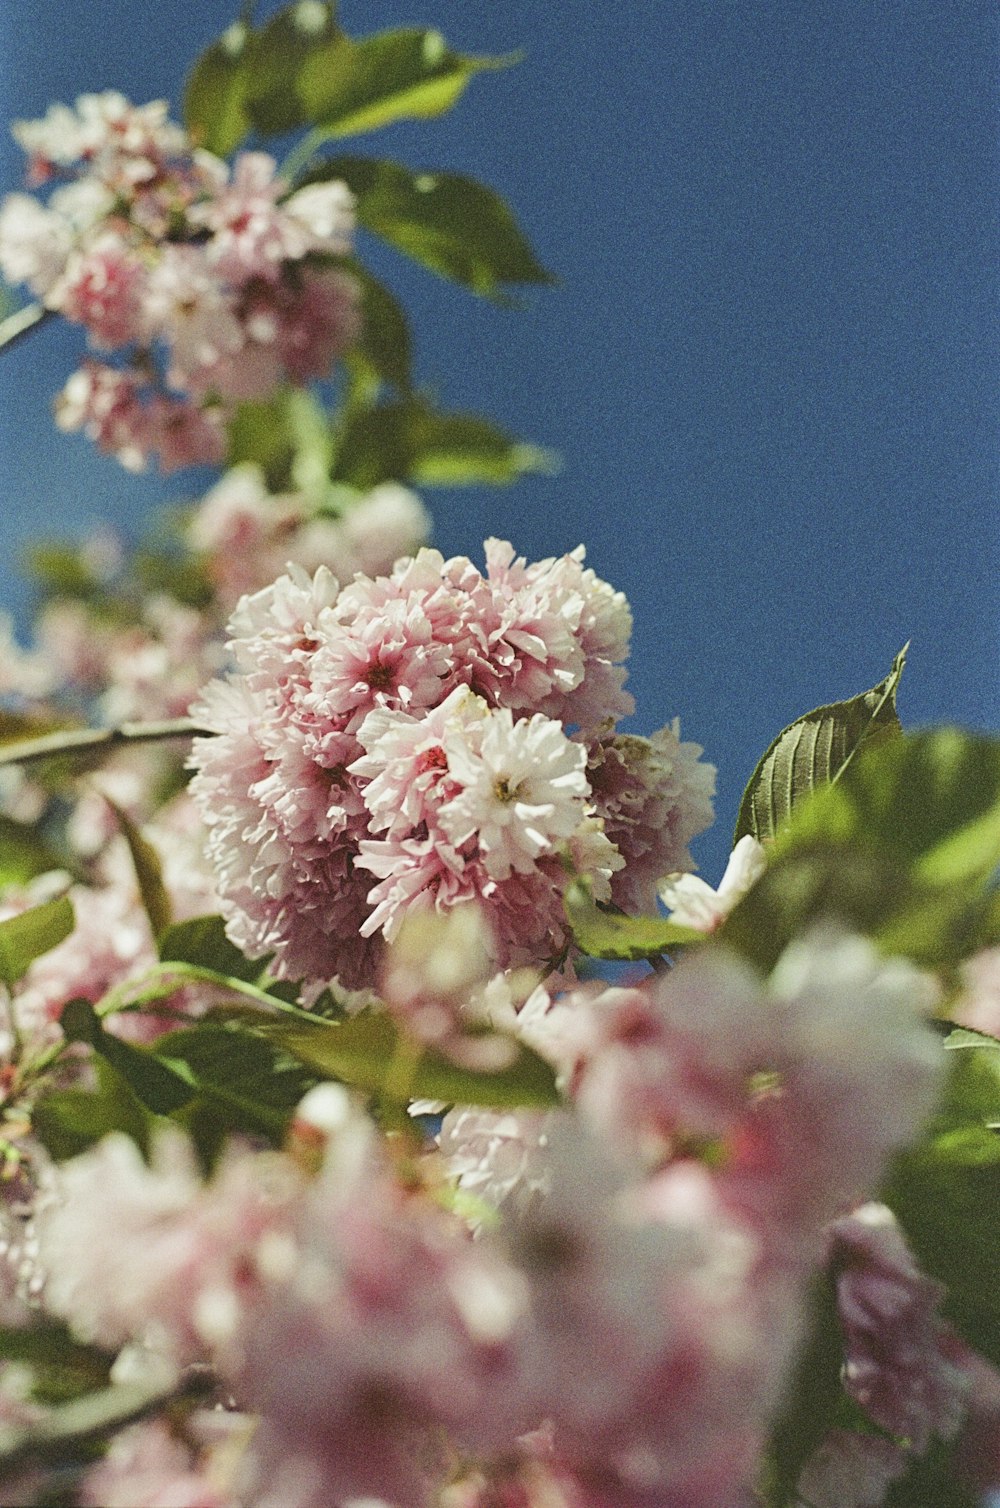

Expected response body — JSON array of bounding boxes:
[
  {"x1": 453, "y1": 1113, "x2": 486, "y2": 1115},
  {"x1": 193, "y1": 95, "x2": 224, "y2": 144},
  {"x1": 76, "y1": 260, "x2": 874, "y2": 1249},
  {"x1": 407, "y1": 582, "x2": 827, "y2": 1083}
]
[
  {"x1": 0, "y1": 92, "x2": 359, "y2": 470},
  {"x1": 0, "y1": 15, "x2": 998, "y2": 1508},
  {"x1": 188, "y1": 537, "x2": 715, "y2": 993}
]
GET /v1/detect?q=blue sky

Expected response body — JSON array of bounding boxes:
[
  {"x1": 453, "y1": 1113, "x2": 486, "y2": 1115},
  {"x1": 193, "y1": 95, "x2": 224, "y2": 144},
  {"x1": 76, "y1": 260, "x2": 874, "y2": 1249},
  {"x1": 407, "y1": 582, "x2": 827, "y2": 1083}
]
[{"x1": 0, "y1": 0, "x2": 996, "y2": 879}]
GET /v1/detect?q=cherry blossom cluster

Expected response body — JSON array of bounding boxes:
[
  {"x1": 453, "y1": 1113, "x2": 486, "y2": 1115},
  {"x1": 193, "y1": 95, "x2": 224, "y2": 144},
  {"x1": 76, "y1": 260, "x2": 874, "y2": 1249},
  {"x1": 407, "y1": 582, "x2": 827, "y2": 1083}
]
[
  {"x1": 23, "y1": 928, "x2": 958, "y2": 1508},
  {"x1": 188, "y1": 538, "x2": 715, "y2": 991},
  {"x1": 0, "y1": 92, "x2": 359, "y2": 470}
]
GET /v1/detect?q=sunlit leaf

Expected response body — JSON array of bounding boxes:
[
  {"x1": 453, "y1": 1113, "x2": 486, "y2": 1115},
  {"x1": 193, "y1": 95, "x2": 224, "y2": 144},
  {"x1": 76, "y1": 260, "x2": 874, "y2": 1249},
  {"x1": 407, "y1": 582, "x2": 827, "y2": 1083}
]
[
  {"x1": 565, "y1": 877, "x2": 706, "y2": 961},
  {"x1": 183, "y1": 21, "x2": 252, "y2": 156},
  {"x1": 277, "y1": 1010, "x2": 560, "y2": 1109},
  {"x1": 0, "y1": 895, "x2": 73, "y2": 987},
  {"x1": 734, "y1": 645, "x2": 907, "y2": 844},
  {"x1": 243, "y1": 2, "x2": 341, "y2": 136},
  {"x1": 299, "y1": 28, "x2": 517, "y2": 140}
]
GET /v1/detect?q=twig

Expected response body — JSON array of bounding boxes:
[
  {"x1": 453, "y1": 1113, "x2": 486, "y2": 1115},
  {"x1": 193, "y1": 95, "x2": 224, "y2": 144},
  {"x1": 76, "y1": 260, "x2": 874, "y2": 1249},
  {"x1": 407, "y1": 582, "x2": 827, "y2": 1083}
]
[
  {"x1": 0, "y1": 718, "x2": 214, "y2": 771},
  {"x1": 0, "y1": 303, "x2": 51, "y2": 355}
]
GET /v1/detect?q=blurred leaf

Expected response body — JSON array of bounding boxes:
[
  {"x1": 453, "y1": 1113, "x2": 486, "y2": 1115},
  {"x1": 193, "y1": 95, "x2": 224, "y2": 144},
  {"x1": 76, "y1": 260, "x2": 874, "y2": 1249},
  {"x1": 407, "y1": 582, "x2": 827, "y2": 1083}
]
[
  {"x1": 133, "y1": 548, "x2": 213, "y2": 609},
  {"x1": 0, "y1": 817, "x2": 70, "y2": 889},
  {"x1": 310, "y1": 155, "x2": 552, "y2": 296},
  {"x1": 0, "y1": 1320, "x2": 111, "y2": 1407},
  {"x1": 183, "y1": 21, "x2": 253, "y2": 156},
  {"x1": 721, "y1": 730, "x2": 1000, "y2": 974},
  {"x1": 107, "y1": 802, "x2": 172, "y2": 942},
  {"x1": 244, "y1": 2, "x2": 342, "y2": 136},
  {"x1": 299, "y1": 27, "x2": 516, "y2": 139},
  {"x1": 882, "y1": 1048, "x2": 1000, "y2": 1367},
  {"x1": 333, "y1": 393, "x2": 556, "y2": 490},
  {"x1": 277, "y1": 1009, "x2": 560, "y2": 1109},
  {"x1": 0, "y1": 895, "x2": 73, "y2": 987},
  {"x1": 564, "y1": 878, "x2": 706, "y2": 961},
  {"x1": 226, "y1": 391, "x2": 298, "y2": 489},
  {"x1": 32, "y1": 1055, "x2": 157, "y2": 1161},
  {"x1": 884, "y1": 1439, "x2": 978, "y2": 1507},
  {"x1": 61, "y1": 1000, "x2": 195, "y2": 1115},
  {"x1": 23, "y1": 542, "x2": 101, "y2": 600},
  {"x1": 345, "y1": 261, "x2": 412, "y2": 395},
  {"x1": 287, "y1": 387, "x2": 336, "y2": 500},
  {"x1": 159, "y1": 914, "x2": 266, "y2": 985},
  {"x1": 734, "y1": 646, "x2": 907, "y2": 845},
  {"x1": 758, "y1": 1276, "x2": 844, "y2": 1507}
]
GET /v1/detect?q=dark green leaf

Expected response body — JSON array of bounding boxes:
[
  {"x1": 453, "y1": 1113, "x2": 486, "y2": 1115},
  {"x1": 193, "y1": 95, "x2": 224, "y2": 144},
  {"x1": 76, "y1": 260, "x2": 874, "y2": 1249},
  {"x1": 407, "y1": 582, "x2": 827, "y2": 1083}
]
[
  {"x1": 299, "y1": 27, "x2": 516, "y2": 139},
  {"x1": 159, "y1": 914, "x2": 265, "y2": 985},
  {"x1": 311, "y1": 156, "x2": 552, "y2": 296},
  {"x1": 183, "y1": 21, "x2": 252, "y2": 156},
  {"x1": 734, "y1": 646, "x2": 907, "y2": 845},
  {"x1": 0, "y1": 895, "x2": 73, "y2": 987},
  {"x1": 32, "y1": 1055, "x2": 157, "y2": 1161},
  {"x1": 345, "y1": 261, "x2": 412, "y2": 395},
  {"x1": 333, "y1": 393, "x2": 556, "y2": 490},
  {"x1": 60, "y1": 1001, "x2": 195, "y2": 1116},
  {"x1": 277, "y1": 1009, "x2": 560, "y2": 1109},
  {"x1": 884, "y1": 1438, "x2": 978, "y2": 1508},
  {"x1": 882, "y1": 1049, "x2": 1000, "y2": 1367},
  {"x1": 0, "y1": 1320, "x2": 111, "y2": 1407},
  {"x1": 243, "y1": 3, "x2": 341, "y2": 135},
  {"x1": 133, "y1": 548, "x2": 213, "y2": 609},
  {"x1": 758, "y1": 1276, "x2": 844, "y2": 1507},
  {"x1": 107, "y1": 802, "x2": 172, "y2": 941},
  {"x1": 564, "y1": 878, "x2": 706, "y2": 961}
]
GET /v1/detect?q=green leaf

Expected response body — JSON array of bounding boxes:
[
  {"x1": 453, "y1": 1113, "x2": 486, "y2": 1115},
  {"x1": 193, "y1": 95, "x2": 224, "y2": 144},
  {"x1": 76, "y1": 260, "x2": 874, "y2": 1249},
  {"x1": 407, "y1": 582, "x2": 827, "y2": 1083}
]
[
  {"x1": 0, "y1": 895, "x2": 73, "y2": 987},
  {"x1": 183, "y1": 21, "x2": 253, "y2": 156},
  {"x1": 333, "y1": 393, "x2": 557, "y2": 490},
  {"x1": 0, "y1": 1320, "x2": 111, "y2": 1407},
  {"x1": 311, "y1": 156, "x2": 552, "y2": 297},
  {"x1": 564, "y1": 878, "x2": 706, "y2": 961},
  {"x1": 243, "y1": 2, "x2": 341, "y2": 136},
  {"x1": 345, "y1": 261, "x2": 412, "y2": 395},
  {"x1": 226, "y1": 391, "x2": 298, "y2": 489},
  {"x1": 0, "y1": 816, "x2": 70, "y2": 889},
  {"x1": 299, "y1": 28, "x2": 517, "y2": 140},
  {"x1": 22, "y1": 541, "x2": 102, "y2": 599},
  {"x1": 884, "y1": 1438, "x2": 979, "y2": 1508},
  {"x1": 60, "y1": 1000, "x2": 195, "y2": 1116},
  {"x1": 758, "y1": 1276, "x2": 844, "y2": 1507},
  {"x1": 734, "y1": 645, "x2": 907, "y2": 845},
  {"x1": 721, "y1": 729, "x2": 1000, "y2": 974},
  {"x1": 882, "y1": 1048, "x2": 1000, "y2": 1367},
  {"x1": 107, "y1": 802, "x2": 172, "y2": 941},
  {"x1": 159, "y1": 914, "x2": 265, "y2": 985},
  {"x1": 32, "y1": 1055, "x2": 158, "y2": 1161},
  {"x1": 276, "y1": 1009, "x2": 560, "y2": 1109}
]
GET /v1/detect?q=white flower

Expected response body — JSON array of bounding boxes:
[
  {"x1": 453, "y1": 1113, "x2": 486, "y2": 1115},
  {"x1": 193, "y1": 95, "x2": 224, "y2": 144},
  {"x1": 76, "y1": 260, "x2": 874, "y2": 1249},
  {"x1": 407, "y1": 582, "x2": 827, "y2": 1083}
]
[
  {"x1": 658, "y1": 833, "x2": 767, "y2": 931},
  {"x1": 283, "y1": 179, "x2": 355, "y2": 251},
  {"x1": 439, "y1": 709, "x2": 590, "y2": 880},
  {"x1": 0, "y1": 194, "x2": 72, "y2": 295}
]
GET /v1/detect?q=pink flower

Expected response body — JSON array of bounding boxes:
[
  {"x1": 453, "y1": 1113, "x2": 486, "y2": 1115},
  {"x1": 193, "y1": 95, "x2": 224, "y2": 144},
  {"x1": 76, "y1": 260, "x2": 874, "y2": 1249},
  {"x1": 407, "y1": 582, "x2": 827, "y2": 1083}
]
[
  {"x1": 48, "y1": 231, "x2": 148, "y2": 348},
  {"x1": 829, "y1": 1202, "x2": 970, "y2": 1451},
  {"x1": 587, "y1": 725, "x2": 717, "y2": 913}
]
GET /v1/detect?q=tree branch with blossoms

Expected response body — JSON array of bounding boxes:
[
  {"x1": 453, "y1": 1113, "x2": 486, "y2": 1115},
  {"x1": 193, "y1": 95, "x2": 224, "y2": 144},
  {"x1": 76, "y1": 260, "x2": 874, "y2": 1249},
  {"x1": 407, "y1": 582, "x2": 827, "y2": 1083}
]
[{"x1": 0, "y1": 6, "x2": 995, "y2": 1508}]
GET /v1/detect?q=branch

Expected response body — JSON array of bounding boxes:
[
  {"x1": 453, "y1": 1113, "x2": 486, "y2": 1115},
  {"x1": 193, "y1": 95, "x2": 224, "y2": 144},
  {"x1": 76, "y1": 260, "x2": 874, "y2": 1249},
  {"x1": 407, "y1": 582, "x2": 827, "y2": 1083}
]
[
  {"x1": 0, "y1": 302, "x2": 52, "y2": 354},
  {"x1": 0, "y1": 718, "x2": 214, "y2": 771}
]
